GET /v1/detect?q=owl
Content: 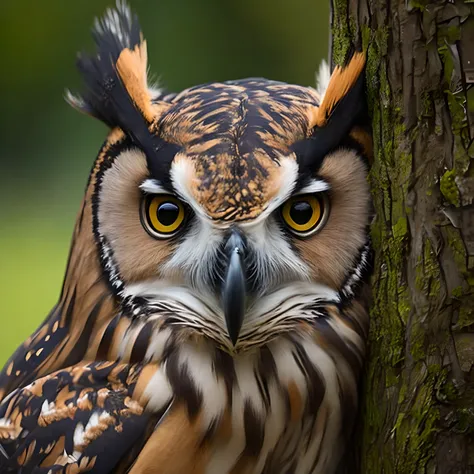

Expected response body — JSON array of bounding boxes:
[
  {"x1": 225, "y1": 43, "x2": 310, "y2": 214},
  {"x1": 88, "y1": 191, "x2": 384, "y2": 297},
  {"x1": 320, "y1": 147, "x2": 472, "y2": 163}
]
[{"x1": 0, "y1": 2, "x2": 372, "y2": 473}]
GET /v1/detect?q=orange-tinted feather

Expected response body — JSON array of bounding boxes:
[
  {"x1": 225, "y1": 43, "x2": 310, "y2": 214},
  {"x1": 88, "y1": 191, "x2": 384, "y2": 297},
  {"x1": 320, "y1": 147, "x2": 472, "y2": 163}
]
[
  {"x1": 311, "y1": 52, "x2": 366, "y2": 128},
  {"x1": 116, "y1": 40, "x2": 170, "y2": 122}
]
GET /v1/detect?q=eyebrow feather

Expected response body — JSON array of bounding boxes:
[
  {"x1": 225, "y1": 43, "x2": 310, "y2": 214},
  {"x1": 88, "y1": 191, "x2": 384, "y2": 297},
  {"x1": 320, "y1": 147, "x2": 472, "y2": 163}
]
[{"x1": 293, "y1": 179, "x2": 330, "y2": 195}]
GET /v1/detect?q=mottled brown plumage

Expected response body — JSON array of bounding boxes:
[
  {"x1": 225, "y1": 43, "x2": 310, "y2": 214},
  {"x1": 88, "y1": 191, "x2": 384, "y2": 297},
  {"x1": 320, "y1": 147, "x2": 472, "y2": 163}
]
[
  {"x1": 158, "y1": 81, "x2": 320, "y2": 220},
  {"x1": 0, "y1": 2, "x2": 372, "y2": 473}
]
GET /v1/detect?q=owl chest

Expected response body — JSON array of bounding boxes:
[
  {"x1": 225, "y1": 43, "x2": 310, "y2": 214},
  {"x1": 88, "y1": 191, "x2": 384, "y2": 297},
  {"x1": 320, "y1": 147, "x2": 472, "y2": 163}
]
[{"x1": 143, "y1": 335, "x2": 346, "y2": 474}]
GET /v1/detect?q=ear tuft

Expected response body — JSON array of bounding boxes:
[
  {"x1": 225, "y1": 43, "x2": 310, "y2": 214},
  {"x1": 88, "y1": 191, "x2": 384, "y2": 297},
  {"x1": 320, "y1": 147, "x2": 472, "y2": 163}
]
[
  {"x1": 311, "y1": 52, "x2": 365, "y2": 128},
  {"x1": 67, "y1": 1, "x2": 176, "y2": 183},
  {"x1": 66, "y1": 0, "x2": 168, "y2": 127},
  {"x1": 294, "y1": 52, "x2": 368, "y2": 173}
]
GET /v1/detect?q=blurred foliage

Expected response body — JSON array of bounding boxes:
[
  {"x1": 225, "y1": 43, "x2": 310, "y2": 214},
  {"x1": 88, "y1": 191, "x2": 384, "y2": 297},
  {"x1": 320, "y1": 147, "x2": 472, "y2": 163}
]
[{"x1": 0, "y1": 0, "x2": 328, "y2": 365}]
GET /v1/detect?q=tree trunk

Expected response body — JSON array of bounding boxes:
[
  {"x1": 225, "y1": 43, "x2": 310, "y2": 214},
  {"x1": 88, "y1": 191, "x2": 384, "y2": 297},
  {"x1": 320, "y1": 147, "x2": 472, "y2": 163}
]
[{"x1": 331, "y1": 0, "x2": 474, "y2": 472}]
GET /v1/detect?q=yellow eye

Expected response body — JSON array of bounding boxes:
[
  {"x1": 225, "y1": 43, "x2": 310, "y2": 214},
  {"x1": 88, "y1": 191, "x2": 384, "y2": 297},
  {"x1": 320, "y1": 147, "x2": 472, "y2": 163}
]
[
  {"x1": 141, "y1": 195, "x2": 186, "y2": 238},
  {"x1": 281, "y1": 194, "x2": 329, "y2": 237}
]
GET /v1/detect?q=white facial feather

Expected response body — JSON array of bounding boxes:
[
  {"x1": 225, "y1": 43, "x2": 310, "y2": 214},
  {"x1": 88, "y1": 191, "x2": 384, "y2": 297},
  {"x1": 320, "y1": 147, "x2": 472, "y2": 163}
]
[
  {"x1": 169, "y1": 157, "x2": 212, "y2": 221},
  {"x1": 295, "y1": 179, "x2": 331, "y2": 195},
  {"x1": 139, "y1": 179, "x2": 172, "y2": 195},
  {"x1": 247, "y1": 217, "x2": 309, "y2": 291},
  {"x1": 157, "y1": 154, "x2": 310, "y2": 293},
  {"x1": 124, "y1": 277, "x2": 340, "y2": 352},
  {"x1": 161, "y1": 217, "x2": 223, "y2": 292}
]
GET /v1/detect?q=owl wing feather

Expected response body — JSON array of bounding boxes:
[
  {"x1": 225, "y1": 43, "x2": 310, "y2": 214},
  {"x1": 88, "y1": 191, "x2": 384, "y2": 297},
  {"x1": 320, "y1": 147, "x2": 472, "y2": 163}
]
[{"x1": 0, "y1": 361, "x2": 172, "y2": 473}]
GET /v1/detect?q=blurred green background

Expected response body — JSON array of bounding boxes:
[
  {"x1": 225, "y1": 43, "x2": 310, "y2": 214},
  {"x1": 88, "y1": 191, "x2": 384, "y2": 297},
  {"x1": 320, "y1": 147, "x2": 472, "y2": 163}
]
[{"x1": 0, "y1": 0, "x2": 329, "y2": 366}]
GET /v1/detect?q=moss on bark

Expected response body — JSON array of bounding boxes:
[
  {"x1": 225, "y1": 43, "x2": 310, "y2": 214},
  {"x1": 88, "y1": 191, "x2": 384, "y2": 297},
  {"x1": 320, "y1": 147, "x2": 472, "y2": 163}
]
[{"x1": 331, "y1": 1, "x2": 474, "y2": 472}]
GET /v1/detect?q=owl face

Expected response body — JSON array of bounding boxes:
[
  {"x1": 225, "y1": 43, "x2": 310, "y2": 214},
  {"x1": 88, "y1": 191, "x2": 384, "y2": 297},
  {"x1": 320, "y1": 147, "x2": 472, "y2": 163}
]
[{"x1": 69, "y1": 4, "x2": 372, "y2": 352}]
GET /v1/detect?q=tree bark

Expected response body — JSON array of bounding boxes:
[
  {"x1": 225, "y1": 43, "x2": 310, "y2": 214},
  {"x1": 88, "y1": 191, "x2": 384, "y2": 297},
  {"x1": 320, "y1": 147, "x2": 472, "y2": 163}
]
[{"x1": 331, "y1": 0, "x2": 474, "y2": 472}]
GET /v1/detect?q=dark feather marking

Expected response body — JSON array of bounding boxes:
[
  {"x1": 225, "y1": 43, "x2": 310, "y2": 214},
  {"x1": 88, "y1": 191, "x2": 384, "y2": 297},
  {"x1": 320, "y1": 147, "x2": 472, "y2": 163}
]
[
  {"x1": 92, "y1": 138, "x2": 130, "y2": 245},
  {"x1": 63, "y1": 286, "x2": 77, "y2": 326},
  {"x1": 61, "y1": 294, "x2": 108, "y2": 368},
  {"x1": 60, "y1": 233, "x2": 80, "y2": 300},
  {"x1": 130, "y1": 321, "x2": 154, "y2": 363},
  {"x1": 242, "y1": 399, "x2": 265, "y2": 457},
  {"x1": 254, "y1": 368, "x2": 271, "y2": 411},
  {"x1": 200, "y1": 416, "x2": 219, "y2": 447},
  {"x1": 308, "y1": 408, "x2": 329, "y2": 473},
  {"x1": 312, "y1": 318, "x2": 361, "y2": 442},
  {"x1": 77, "y1": 198, "x2": 87, "y2": 233},
  {"x1": 313, "y1": 318, "x2": 361, "y2": 377},
  {"x1": 97, "y1": 314, "x2": 120, "y2": 361},
  {"x1": 254, "y1": 346, "x2": 277, "y2": 410},
  {"x1": 161, "y1": 333, "x2": 177, "y2": 362},
  {"x1": 291, "y1": 339, "x2": 325, "y2": 419},
  {"x1": 291, "y1": 339, "x2": 328, "y2": 454},
  {"x1": 166, "y1": 351, "x2": 202, "y2": 419},
  {"x1": 213, "y1": 349, "x2": 236, "y2": 407},
  {"x1": 341, "y1": 307, "x2": 368, "y2": 341}
]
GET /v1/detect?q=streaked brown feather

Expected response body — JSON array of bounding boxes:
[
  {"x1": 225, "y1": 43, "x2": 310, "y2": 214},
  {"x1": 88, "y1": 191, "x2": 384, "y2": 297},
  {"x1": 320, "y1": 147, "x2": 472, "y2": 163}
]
[{"x1": 128, "y1": 404, "x2": 209, "y2": 474}]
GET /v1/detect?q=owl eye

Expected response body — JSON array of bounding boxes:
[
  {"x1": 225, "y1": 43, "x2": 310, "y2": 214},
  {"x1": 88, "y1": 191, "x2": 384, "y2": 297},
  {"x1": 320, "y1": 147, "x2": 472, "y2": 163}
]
[
  {"x1": 281, "y1": 193, "x2": 329, "y2": 237},
  {"x1": 141, "y1": 195, "x2": 186, "y2": 238}
]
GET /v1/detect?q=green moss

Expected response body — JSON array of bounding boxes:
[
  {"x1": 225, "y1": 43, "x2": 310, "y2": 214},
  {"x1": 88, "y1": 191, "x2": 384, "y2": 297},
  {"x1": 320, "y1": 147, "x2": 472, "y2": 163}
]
[
  {"x1": 392, "y1": 369, "x2": 440, "y2": 473},
  {"x1": 457, "y1": 306, "x2": 474, "y2": 330},
  {"x1": 445, "y1": 90, "x2": 468, "y2": 133},
  {"x1": 436, "y1": 377, "x2": 458, "y2": 403},
  {"x1": 407, "y1": 0, "x2": 429, "y2": 10},
  {"x1": 332, "y1": 1, "x2": 474, "y2": 472},
  {"x1": 452, "y1": 286, "x2": 464, "y2": 298},
  {"x1": 397, "y1": 286, "x2": 411, "y2": 324},
  {"x1": 392, "y1": 217, "x2": 408, "y2": 240},
  {"x1": 420, "y1": 91, "x2": 434, "y2": 118},
  {"x1": 445, "y1": 226, "x2": 467, "y2": 273},
  {"x1": 453, "y1": 408, "x2": 474, "y2": 434},
  {"x1": 444, "y1": 25, "x2": 462, "y2": 43},
  {"x1": 361, "y1": 25, "x2": 371, "y2": 51},
  {"x1": 331, "y1": 0, "x2": 351, "y2": 66},
  {"x1": 440, "y1": 169, "x2": 461, "y2": 206},
  {"x1": 453, "y1": 134, "x2": 471, "y2": 174},
  {"x1": 422, "y1": 238, "x2": 442, "y2": 297}
]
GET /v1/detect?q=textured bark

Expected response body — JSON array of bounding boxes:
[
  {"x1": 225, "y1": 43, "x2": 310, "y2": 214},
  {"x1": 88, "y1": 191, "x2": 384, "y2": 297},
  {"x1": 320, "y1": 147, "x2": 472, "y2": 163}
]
[{"x1": 331, "y1": 1, "x2": 474, "y2": 472}]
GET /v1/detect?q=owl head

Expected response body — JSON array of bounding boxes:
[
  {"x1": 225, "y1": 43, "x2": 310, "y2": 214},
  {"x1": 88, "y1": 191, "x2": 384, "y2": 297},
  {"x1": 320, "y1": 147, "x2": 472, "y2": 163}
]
[{"x1": 67, "y1": 1, "x2": 372, "y2": 353}]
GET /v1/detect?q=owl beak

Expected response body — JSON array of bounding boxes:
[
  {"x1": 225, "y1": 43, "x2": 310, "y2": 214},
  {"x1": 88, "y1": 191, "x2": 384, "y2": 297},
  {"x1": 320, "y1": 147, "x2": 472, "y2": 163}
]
[{"x1": 222, "y1": 229, "x2": 247, "y2": 346}]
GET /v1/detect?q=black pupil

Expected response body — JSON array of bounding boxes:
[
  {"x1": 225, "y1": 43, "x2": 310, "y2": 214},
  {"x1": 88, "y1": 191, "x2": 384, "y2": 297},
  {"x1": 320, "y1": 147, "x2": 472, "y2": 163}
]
[
  {"x1": 157, "y1": 202, "x2": 179, "y2": 227},
  {"x1": 290, "y1": 201, "x2": 314, "y2": 225}
]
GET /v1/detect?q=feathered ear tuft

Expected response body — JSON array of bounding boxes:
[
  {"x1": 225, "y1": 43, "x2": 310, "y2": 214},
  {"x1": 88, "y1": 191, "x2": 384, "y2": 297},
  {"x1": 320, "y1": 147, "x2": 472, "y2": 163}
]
[
  {"x1": 293, "y1": 52, "x2": 368, "y2": 173},
  {"x1": 66, "y1": 0, "x2": 169, "y2": 128},
  {"x1": 67, "y1": 1, "x2": 178, "y2": 184},
  {"x1": 310, "y1": 52, "x2": 365, "y2": 128}
]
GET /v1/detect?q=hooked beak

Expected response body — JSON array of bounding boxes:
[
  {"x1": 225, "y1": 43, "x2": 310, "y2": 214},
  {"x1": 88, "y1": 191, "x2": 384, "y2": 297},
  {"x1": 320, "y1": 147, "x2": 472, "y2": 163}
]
[{"x1": 221, "y1": 229, "x2": 246, "y2": 346}]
